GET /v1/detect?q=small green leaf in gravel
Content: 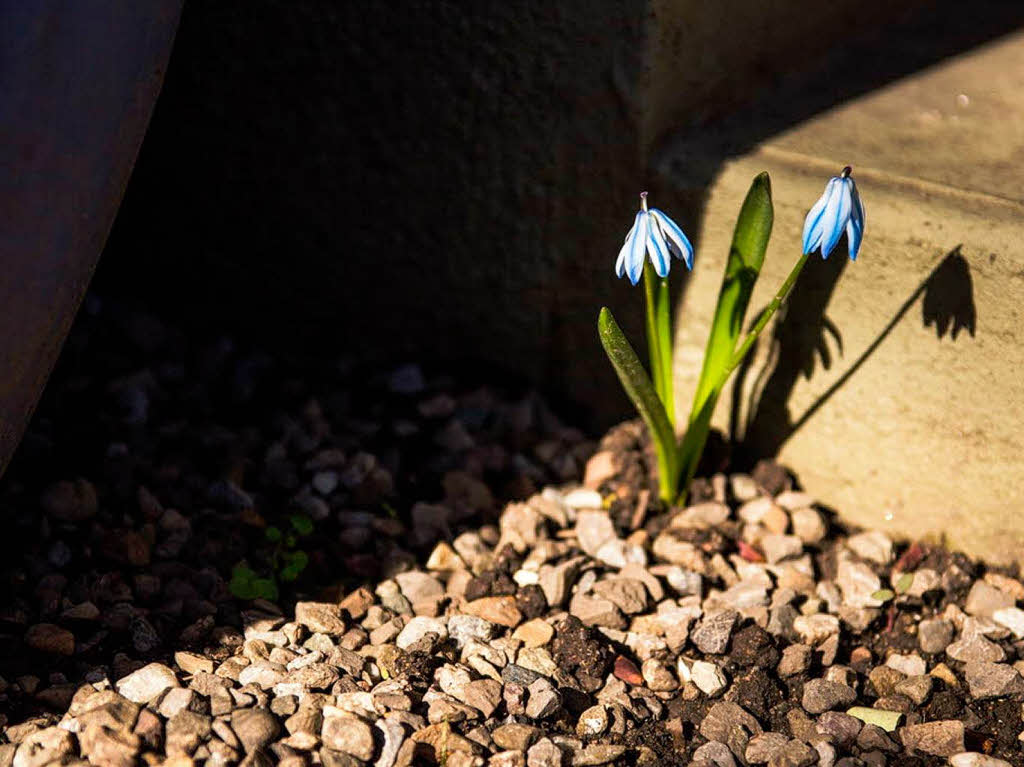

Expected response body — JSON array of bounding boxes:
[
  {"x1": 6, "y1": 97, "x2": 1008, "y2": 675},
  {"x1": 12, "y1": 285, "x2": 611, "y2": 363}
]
[
  {"x1": 264, "y1": 526, "x2": 282, "y2": 543},
  {"x1": 895, "y1": 572, "x2": 914, "y2": 593},
  {"x1": 289, "y1": 514, "x2": 314, "y2": 536},
  {"x1": 871, "y1": 588, "x2": 896, "y2": 603}
]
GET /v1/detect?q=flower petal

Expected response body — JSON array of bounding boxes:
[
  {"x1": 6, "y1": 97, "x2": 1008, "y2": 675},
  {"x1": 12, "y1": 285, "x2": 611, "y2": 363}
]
[
  {"x1": 846, "y1": 178, "x2": 865, "y2": 260},
  {"x1": 651, "y1": 209, "x2": 694, "y2": 269},
  {"x1": 821, "y1": 178, "x2": 853, "y2": 258},
  {"x1": 802, "y1": 178, "x2": 836, "y2": 255},
  {"x1": 626, "y1": 212, "x2": 648, "y2": 285},
  {"x1": 616, "y1": 219, "x2": 638, "y2": 278},
  {"x1": 646, "y1": 216, "x2": 671, "y2": 277}
]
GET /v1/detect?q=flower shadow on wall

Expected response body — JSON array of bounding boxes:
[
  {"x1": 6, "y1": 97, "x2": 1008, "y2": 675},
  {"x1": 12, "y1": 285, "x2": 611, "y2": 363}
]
[{"x1": 732, "y1": 246, "x2": 976, "y2": 463}]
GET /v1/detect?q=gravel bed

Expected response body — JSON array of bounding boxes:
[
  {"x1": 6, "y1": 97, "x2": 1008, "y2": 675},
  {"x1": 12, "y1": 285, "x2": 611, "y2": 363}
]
[{"x1": 1, "y1": 300, "x2": 1023, "y2": 767}]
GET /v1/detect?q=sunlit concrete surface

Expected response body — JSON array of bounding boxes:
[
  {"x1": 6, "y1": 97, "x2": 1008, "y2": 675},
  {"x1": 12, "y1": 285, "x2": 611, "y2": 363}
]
[{"x1": 670, "y1": 30, "x2": 1024, "y2": 563}]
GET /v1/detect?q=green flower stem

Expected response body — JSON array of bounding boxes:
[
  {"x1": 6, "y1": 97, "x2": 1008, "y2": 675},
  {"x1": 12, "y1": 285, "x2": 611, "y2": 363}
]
[
  {"x1": 643, "y1": 266, "x2": 666, "y2": 405},
  {"x1": 713, "y1": 251, "x2": 810, "y2": 391},
  {"x1": 656, "y1": 275, "x2": 674, "y2": 426},
  {"x1": 643, "y1": 268, "x2": 675, "y2": 425}
]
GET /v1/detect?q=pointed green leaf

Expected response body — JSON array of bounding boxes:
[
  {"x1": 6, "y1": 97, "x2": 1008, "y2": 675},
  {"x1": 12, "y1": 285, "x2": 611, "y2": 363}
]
[
  {"x1": 680, "y1": 173, "x2": 773, "y2": 493},
  {"x1": 895, "y1": 572, "x2": 914, "y2": 593},
  {"x1": 598, "y1": 307, "x2": 678, "y2": 500}
]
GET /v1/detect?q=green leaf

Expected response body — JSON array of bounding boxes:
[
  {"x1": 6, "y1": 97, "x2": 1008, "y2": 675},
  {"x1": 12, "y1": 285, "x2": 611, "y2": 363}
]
[
  {"x1": 264, "y1": 526, "x2": 282, "y2": 543},
  {"x1": 871, "y1": 588, "x2": 896, "y2": 603},
  {"x1": 895, "y1": 572, "x2": 914, "y2": 593},
  {"x1": 229, "y1": 563, "x2": 258, "y2": 600},
  {"x1": 285, "y1": 534, "x2": 296, "y2": 548},
  {"x1": 279, "y1": 550, "x2": 309, "y2": 582},
  {"x1": 679, "y1": 173, "x2": 773, "y2": 494},
  {"x1": 598, "y1": 307, "x2": 679, "y2": 501},
  {"x1": 252, "y1": 578, "x2": 279, "y2": 601},
  {"x1": 289, "y1": 514, "x2": 314, "y2": 536}
]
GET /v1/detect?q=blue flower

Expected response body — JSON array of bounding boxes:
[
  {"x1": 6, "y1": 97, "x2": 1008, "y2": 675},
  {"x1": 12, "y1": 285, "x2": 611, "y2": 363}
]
[
  {"x1": 615, "y1": 192, "x2": 694, "y2": 285},
  {"x1": 802, "y1": 166, "x2": 865, "y2": 260}
]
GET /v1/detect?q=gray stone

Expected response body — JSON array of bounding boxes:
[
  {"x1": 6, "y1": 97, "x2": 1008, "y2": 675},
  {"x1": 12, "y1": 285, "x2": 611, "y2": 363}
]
[
  {"x1": 568, "y1": 593, "x2": 626, "y2": 629},
  {"x1": 591, "y1": 579, "x2": 648, "y2": 614},
  {"x1": 694, "y1": 741, "x2": 737, "y2": 767},
  {"x1": 576, "y1": 706, "x2": 609, "y2": 738},
  {"x1": 116, "y1": 662, "x2": 179, "y2": 703},
  {"x1": 778, "y1": 645, "x2": 812, "y2": 677},
  {"x1": 918, "y1": 618, "x2": 954, "y2": 654},
  {"x1": 288, "y1": 662, "x2": 340, "y2": 690},
  {"x1": 538, "y1": 559, "x2": 582, "y2": 608},
  {"x1": 395, "y1": 616, "x2": 448, "y2": 649},
  {"x1": 158, "y1": 686, "x2": 201, "y2": 718},
  {"x1": 231, "y1": 708, "x2": 281, "y2": 754},
  {"x1": 295, "y1": 602, "x2": 346, "y2": 634},
  {"x1": 792, "y1": 614, "x2": 839, "y2": 645},
  {"x1": 166, "y1": 710, "x2": 212, "y2": 756},
  {"x1": 526, "y1": 738, "x2": 563, "y2": 767},
  {"x1": 836, "y1": 560, "x2": 883, "y2": 608},
  {"x1": 964, "y1": 662, "x2": 1024, "y2": 699},
  {"x1": 461, "y1": 679, "x2": 503, "y2": 717},
  {"x1": 992, "y1": 607, "x2": 1024, "y2": 639},
  {"x1": 791, "y1": 508, "x2": 827, "y2": 544},
  {"x1": 949, "y1": 754, "x2": 1014, "y2": 767},
  {"x1": 746, "y1": 733, "x2": 790, "y2": 764},
  {"x1": 857, "y1": 724, "x2": 899, "y2": 753},
  {"x1": 642, "y1": 658, "x2": 678, "y2": 692},
  {"x1": 894, "y1": 675, "x2": 933, "y2": 705},
  {"x1": 448, "y1": 615, "x2": 498, "y2": 648},
  {"x1": 238, "y1": 660, "x2": 287, "y2": 689},
  {"x1": 802, "y1": 680, "x2": 857, "y2": 714},
  {"x1": 700, "y1": 702, "x2": 763, "y2": 761},
  {"x1": 760, "y1": 535, "x2": 803, "y2": 564},
  {"x1": 964, "y1": 582, "x2": 1015, "y2": 618},
  {"x1": 946, "y1": 634, "x2": 1005, "y2": 663},
  {"x1": 768, "y1": 740, "x2": 819, "y2": 767},
  {"x1": 815, "y1": 712, "x2": 862, "y2": 747},
  {"x1": 691, "y1": 660, "x2": 727, "y2": 696},
  {"x1": 846, "y1": 531, "x2": 893, "y2": 564},
  {"x1": 492, "y1": 723, "x2": 542, "y2": 751},
  {"x1": 394, "y1": 571, "x2": 445, "y2": 609},
  {"x1": 900, "y1": 721, "x2": 965, "y2": 756},
  {"x1": 12, "y1": 726, "x2": 76, "y2": 767},
  {"x1": 575, "y1": 510, "x2": 615, "y2": 557},
  {"x1": 525, "y1": 678, "x2": 562, "y2": 719},
  {"x1": 692, "y1": 610, "x2": 739, "y2": 655},
  {"x1": 572, "y1": 744, "x2": 627, "y2": 766},
  {"x1": 813, "y1": 742, "x2": 836, "y2": 767},
  {"x1": 322, "y1": 713, "x2": 375, "y2": 761},
  {"x1": 374, "y1": 718, "x2": 407, "y2": 767}
]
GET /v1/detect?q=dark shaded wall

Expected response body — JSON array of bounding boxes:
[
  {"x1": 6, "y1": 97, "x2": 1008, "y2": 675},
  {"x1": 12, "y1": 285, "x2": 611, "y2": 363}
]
[
  {"x1": 99, "y1": 1, "x2": 650, "y2": 426},
  {"x1": 96, "y1": 0, "x2": 1024, "y2": 430}
]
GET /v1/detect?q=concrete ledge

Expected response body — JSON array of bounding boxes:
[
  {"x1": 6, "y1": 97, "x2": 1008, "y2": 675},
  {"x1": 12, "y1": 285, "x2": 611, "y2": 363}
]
[{"x1": 669, "y1": 31, "x2": 1024, "y2": 564}]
